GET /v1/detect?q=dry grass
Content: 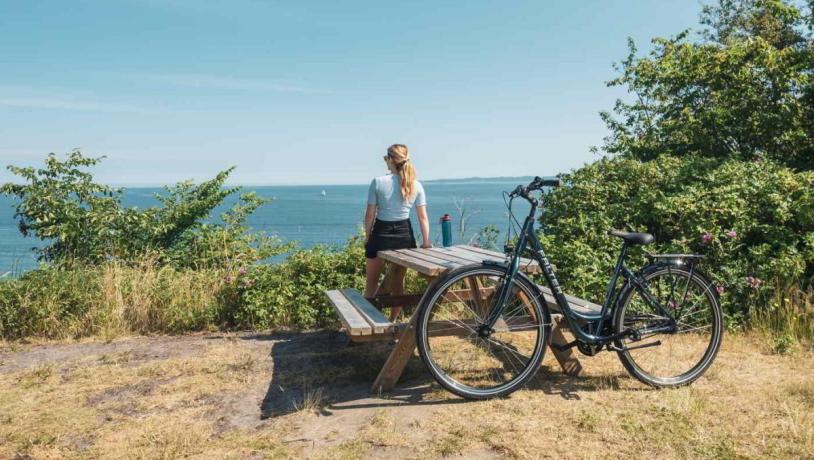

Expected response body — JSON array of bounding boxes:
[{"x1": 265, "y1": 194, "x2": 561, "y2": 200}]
[
  {"x1": 750, "y1": 283, "x2": 814, "y2": 353},
  {"x1": 0, "y1": 331, "x2": 811, "y2": 459}
]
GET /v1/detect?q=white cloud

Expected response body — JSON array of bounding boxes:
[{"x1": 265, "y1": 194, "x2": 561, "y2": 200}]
[
  {"x1": 0, "y1": 86, "x2": 164, "y2": 113},
  {"x1": 136, "y1": 74, "x2": 326, "y2": 94}
]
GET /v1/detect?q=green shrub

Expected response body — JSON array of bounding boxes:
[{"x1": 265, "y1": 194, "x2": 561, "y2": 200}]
[
  {"x1": 538, "y1": 154, "x2": 814, "y2": 323},
  {"x1": 0, "y1": 267, "x2": 101, "y2": 339},
  {"x1": 0, "y1": 237, "x2": 373, "y2": 339},
  {"x1": 1, "y1": 151, "x2": 287, "y2": 269},
  {"x1": 233, "y1": 237, "x2": 367, "y2": 329}
]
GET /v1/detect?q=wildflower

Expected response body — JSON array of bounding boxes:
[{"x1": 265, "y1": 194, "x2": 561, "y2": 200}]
[
  {"x1": 701, "y1": 232, "x2": 713, "y2": 244},
  {"x1": 716, "y1": 285, "x2": 725, "y2": 295},
  {"x1": 725, "y1": 230, "x2": 737, "y2": 238},
  {"x1": 238, "y1": 266, "x2": 248, "y2": 276},
  {"x1": 746, "y1": 276, "x2": 762, "y2": 289},
  {"x1": 224, "y1": 274, "x2": 233, "y2": 283}
]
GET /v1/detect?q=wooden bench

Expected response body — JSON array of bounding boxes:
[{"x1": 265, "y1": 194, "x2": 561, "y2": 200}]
[{"x1": 325, "y1": 288, "x2": 403, "y2": 341}]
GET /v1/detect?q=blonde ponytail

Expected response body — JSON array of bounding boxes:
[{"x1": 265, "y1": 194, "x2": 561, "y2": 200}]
[{"x1": 386, "y1": 144, "x2": 417, "y2": 200}]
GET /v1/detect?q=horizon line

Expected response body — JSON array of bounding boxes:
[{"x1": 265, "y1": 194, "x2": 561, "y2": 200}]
[{"x1": 106, "y1": 175, "x2": 540, "y2": 188}]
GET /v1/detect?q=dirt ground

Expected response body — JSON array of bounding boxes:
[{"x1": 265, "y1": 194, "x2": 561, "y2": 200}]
[{"x1": 0, "y1": 330, "x2": 811, "y2": 459}]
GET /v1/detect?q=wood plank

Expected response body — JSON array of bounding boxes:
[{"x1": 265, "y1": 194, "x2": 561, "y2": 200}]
[
  {"x1": 445, "y1": 246, "x2": 506, "y2": 264},
  {"x1": 456, "y1": 245, "x2": 541, "y2": 273},
  {"x1": 325, "y1": 290, "x2": 372, "y2": 336},
  {"x1": 517, "y1": 288, "x2": 539, "y2": 322},
  {"x1": 465, "y1": 276, "x2": 486, "y2": 319},
  {"x1": 372, "y1": 311, "x2": 418, "y2": 393},
  {"x1": 377, "y1": 250, "x2": 443, "y2": 276},
  {"x1": 341, "y1": 288, "x2": 394, "y2": 334},
  {"x1": 549, "y1": 314, "x2": 583, "y2": 376},
  {"x1": 415, "y1": 247, "x2": 482, "y2": 266},
  {"x1": 454, "y1": 245, "x2": 508, "y2": 259},
  {"x1": 369, "y1": 294, "x2": 422, "y2": 309},
  {"x1": 393, "y1": 248, "x2": 466, "y2": 271},
  {"x1": 537, "y1": 285, "x2": 601, "y2": 316},
  {"x1": 370, "y1": 275, "x2": 445, "y2": 393},
  {"x1": 448, "y1": 245, "x2": 545, "y2": 276}
]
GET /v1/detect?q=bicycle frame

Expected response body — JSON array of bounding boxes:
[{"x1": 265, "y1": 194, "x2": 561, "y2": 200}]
[{"x1": 484, "y1": 196, "x2": 676, "y2": 345}]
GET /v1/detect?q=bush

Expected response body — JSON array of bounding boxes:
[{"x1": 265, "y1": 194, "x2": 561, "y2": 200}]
[
  {"x1": 0, "y1": 238, "x2": 372, "y2": 339},
  {"x1": 538, "y1": 154, "x2": 814, "y2": 324},
  {"x1": 1, "y1": 150, "x2": 287, "y2": 269},
  {"x1": 232, "y1": 237, "x2": 367, "y2": 329}
]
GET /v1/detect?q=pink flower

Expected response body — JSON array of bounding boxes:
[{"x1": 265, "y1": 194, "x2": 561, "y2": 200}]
[
  {"x1": 701, "y1": 232, "x2": 713, "y2": 244},
  {"x1": 746, "y1": 276, "x2": 762, "y2": 289},
  {"x1": 238, "y1": 267, "x2": 248, "y2": 276},
  {"x1": 725, "y1": 230, "x2": 737, "y2": 238},
  {"x1": 716, "y1": 285, "x2": 725, "y2": 295},
  {"x1": 224, "y1": 275, "x2": 233, "y2": 283}
]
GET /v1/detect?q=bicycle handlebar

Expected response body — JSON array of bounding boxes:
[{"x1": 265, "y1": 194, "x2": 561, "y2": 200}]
[{"x1": 509, "y1": 176, "x2": 561, "y2": 200}]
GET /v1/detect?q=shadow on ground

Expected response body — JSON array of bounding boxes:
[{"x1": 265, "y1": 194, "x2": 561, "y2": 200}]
[
  {"x1": 242, "y1": 330, "x2": 642, "y2": 419},
  {"x1": 248, "y1": 331, "x2": 443, "y2": 418}
]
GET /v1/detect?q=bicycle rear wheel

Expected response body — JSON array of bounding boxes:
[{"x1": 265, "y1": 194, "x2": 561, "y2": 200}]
[
  {"x1": 416, "y1": 265, "x2": 549, "y2": 399},
  {"x1": 614, "y1": 265, "x2": 723, "y2": 387}
]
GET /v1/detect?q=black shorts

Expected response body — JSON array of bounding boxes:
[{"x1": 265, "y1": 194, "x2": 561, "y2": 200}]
[{"x1": 365, "y1": 218, "x2": 417, "y2": 259}]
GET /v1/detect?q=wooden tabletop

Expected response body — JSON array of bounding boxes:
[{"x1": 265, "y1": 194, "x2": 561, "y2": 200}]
[{"x1": 377, "y1": 244, "x2": 540, "y2": 277}]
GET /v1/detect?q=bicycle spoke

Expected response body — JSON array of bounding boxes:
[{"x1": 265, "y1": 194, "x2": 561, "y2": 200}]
[
  {"x1": 421, "y1": 268, "x2": 546, "y2": 396},
  {"x1": 618, "y1": 266, "x2": 721, "y2": 387}
]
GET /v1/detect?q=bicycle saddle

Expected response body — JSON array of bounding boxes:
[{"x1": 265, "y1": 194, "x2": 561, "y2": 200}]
[{"x1": 608, "y1": 229, "x2": 654, "y2": 246}]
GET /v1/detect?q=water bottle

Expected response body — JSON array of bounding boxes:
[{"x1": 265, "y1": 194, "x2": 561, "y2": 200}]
[{"x1": 440, "y1": 214, "x2": 453, "y2": 247}]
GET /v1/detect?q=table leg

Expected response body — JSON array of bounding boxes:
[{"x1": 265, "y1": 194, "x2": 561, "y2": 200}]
[
  {"x1": 464, "y1": 276, "x2": 486, "y2": 318},
  {"x1": 371, "y1": 314, "x2": 417, "y2": 393},
  {"x1": 549, "y1": 314, "x2": 583, "y2": 376},
  {"x1": 371, "y1": 276, "x2": 440, "y2": 393}
]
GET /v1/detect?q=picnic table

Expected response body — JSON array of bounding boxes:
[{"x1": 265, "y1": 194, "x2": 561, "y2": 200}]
[{"x1": 325, "y1": 244, "x2": 600, "y2": 393}]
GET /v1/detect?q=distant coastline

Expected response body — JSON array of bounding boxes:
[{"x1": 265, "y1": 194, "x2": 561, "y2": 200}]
[{"x1": 423, "y1": 176, "x2": 536, "y2": 184}]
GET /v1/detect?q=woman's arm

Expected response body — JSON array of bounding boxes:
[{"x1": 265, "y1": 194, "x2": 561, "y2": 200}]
[
  {"x1": 364, "y1": 204, "x2": 377, "y2": 241},
  {"x1": 416, "y1": 205, "x2": 431, "y2": 248}
]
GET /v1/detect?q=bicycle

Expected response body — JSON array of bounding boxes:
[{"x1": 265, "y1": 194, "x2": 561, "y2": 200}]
[{"x1": 415, "y1": 176, "x2": 723, "y2": 399}]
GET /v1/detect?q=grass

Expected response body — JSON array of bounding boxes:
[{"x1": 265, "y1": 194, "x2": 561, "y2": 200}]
[
  {"x1": 750, "y1": 283, "x2": 814, "y2": 352},
  {"x1": 0, "y1": 331, "x2": 811, "y2": 459},
  {"x1": 0, "y1": 262, "x2": 234, "y2": 340}
]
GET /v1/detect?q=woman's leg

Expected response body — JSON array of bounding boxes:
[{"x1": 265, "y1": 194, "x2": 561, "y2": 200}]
[
  {"x1": 365, "y1": 257, "x2": 386, "y2": 298},
  {"x1": 387, "y1": 265, "x2": 407, "y2": 321}
]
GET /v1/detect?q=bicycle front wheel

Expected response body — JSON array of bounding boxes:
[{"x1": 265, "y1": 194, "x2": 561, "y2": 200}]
[
  {"x1": 416, "y1": 265, "x2": 549, "y2": 399},
  {"x1": 614, "y1": 265, "x2": 723, "y2": 387}
]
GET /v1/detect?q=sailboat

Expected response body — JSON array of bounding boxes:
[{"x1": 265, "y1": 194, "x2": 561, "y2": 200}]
[{"x1": 320, "y1": 189, "x2": 327, "y2": 197}]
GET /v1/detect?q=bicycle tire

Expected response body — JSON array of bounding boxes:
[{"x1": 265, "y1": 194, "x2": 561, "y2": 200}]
[
  {"x1": 416, "y1": 264, "x2": 550, "y2": 399},
  {"x1": 613, "y1": 264, "x2": 723, "y2": 387}
]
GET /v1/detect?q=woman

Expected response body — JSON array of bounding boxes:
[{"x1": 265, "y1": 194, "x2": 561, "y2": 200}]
[{"x1": 364, "y1": 144, "x2": 431, "y2": 320}]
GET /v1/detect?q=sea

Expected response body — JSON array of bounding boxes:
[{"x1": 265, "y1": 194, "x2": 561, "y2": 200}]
[{"x1": 0, "y1": 178, "x2": 538, "y2": 274}]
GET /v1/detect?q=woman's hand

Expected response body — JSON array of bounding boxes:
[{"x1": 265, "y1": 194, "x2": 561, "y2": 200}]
[{"x1": 421, "y1": 242, "x2": 432, "y2": 249}]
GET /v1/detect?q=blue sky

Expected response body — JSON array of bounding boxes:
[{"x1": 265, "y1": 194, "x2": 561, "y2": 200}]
[{"x1": 0, "y1": 0, "x2": 704, "y2": 185}]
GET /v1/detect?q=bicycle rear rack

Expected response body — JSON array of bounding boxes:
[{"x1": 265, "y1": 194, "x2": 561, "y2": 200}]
[{"x1": 645, "y1": 253, "x2": 704, "y2": 266}]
